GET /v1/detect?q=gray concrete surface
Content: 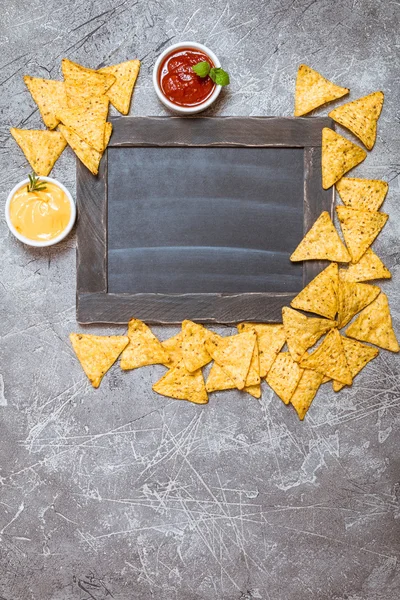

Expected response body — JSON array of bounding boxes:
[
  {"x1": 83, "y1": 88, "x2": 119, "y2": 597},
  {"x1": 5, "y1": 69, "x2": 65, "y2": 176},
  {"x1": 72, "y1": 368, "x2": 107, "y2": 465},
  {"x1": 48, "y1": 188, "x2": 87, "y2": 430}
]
[{"x1": 1, "y1": 1, "x2": 400, "y2": 598}]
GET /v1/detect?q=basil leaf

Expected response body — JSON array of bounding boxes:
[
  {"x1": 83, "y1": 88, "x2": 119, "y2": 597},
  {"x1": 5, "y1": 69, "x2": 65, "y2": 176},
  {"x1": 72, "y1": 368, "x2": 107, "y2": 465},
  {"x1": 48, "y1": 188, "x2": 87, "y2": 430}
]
[
  {"x1": 209, "y1": 67, "x2": 230, "y2": 86},
  {"x1": 192, "y1": 61, "x2": 211, "y2": 78}
]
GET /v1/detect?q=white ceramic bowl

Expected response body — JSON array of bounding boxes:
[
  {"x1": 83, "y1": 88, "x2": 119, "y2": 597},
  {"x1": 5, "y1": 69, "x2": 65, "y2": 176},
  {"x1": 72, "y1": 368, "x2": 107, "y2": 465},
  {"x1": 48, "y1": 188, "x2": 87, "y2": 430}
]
[
  {"x1": 153, "y1": 41, "x2": 222, "y2": 114},
  {"x1": 5, "y1": 176, "x2": 76, "y2": 247}
]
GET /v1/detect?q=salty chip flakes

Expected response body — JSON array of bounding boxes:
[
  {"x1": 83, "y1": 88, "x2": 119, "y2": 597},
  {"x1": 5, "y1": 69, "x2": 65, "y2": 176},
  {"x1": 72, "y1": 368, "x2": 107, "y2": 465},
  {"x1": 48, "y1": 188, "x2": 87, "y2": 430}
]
[
  {"x1": 322, "y1": 128, "x2": 367, "y2": 190},
  {"x1": 62, "y1": 58, "x2": 116, "y2": 107},
  {"x1": 329, "y1": 91, "x2": 384, "y2": 150},
  {"x1": 339, "y1": 248, "x2": 391, "y2": 283},
  {"x1": 336, "y1": 206, "x2": 388, "y2": 264},
  {"x1": 282, "y1": 307, "x2": 336, "y2": 362},
  {"x1": 291, "y1": 263, "x2": 339, "y2": 320},
  {"x1": 336, "y1": 281, "x2": 380, "y2": 328},
  {"x1": 300, "y1": 329, "x2": 353, "y2": 385},
  {"x1": 205, "y1": 331, "x2": 256, "y2": 390},
  {"x1": 346, "y1": 293, "x2": 399, "y2": 353},
  {"x1": 333, "y1": 337, "x2": 379, "y2": 392},
  {"x1": 266, "y1": 352, "x2": 303, "y2": 405},
  {"x1": 291, "y1": 369, "x2": 324, "y2": 420},
  {"x1": 181, "y1": 320, "x2": 213, "y2": 372},
  {"x1": 237, "y1": 323, "x2": 286, "y2": 377},
  {"x1": 98, "y1": 59, "x2": 140, "y2": 115},
  {"x1": 59, "y1": 122, "x2": 112, "y2": 176},
  {"x1": 56, "y1": 95, "x2": 109, "y2": 152},
  {"x1": 153, "y1": 361, "x2": 208, "y2": 405},
  {"x1": 10, "y1": 128, "x2": 67, "y2": 176},
  {"x1": 161, "y1": 332, "x2": 183, "y2": 367},
  {"x1": 70, "y1": 333, "x2": 129, "y2": 388},
  {"x1": 290, "y1": 212, "x2": 350, "y2": 262},
  {"x1": 294, "y1": 64, "x2": 349, "y2": 117},
  {"x1": 120, "y1": 318, "x2": 170, "y2": 370},
  {"x1": 24, "y1": 76, "x2": 67, "y2": 130},
  {"x1": 336, "y1": 177, "x2": 388, "y2": 212}
]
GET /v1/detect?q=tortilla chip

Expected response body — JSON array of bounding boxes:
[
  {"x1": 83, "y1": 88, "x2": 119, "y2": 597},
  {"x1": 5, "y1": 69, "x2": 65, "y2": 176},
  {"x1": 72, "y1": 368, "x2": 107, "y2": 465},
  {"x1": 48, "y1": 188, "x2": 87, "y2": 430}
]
[
  {"x1": 329, "y1": 91, "x2": 384, "y2": 150},
  {"x1": 56, "y1": 95, "x2": 109, "y2": 152},
  {"x1": 321, "y1": 375, "x2": 331, "y2": 384},
  {"x1": 245, "y1": 384, "x2": 261, "y2": 399},
  {"x1": 69, "y1": 333, "x2": 129, "y2": 388},
  {"x1": 24, "y1": 76, "x2": 68, "y2": 129},
  {"x1": 339, "y1": 248, "x2": 391, "y2": 283},
  {"x1": 336, "y1": 177, "x2": 388, "y2": 212},
  {"x1": 291, "y1": 369, "x2": 324, "y2": 420},
  {"x1": 294, "y1": 64, "x2": 349, "y2": 117},
  {"x1": 266, "y1": 352, "x2": 303, "y2": 405},
  {"x1": 237, "y1": 323, "x2": 286, "y2": 377},
  {"x1": 62, "y1": 58, "x2": 116, "y2": 107},
  {"x1": 291, "y1": 263, "x2": 339, "y2": 320},
  {"x1": 322, "y1": 128, "x2": 367, "y2": 190},
  {"x1": 98, "y1": 59, "x2": 140, "y2": 115},
  {"x1": 282, "y1": 306, "x2": 336, "y2": 362},
  {"x1": 205, "y1": 331, "x2": 256, "y2": 390},
  {"x1": 245, "y1": 339, "x2": 261, "y2": 386},
  {"x1": 336, "y1": 206, "x2": 388, "y2": 264},
  {"x1": 153, "y1": 361, "x2": 208, "y2": 404},
  {"x1": 59, "y1": 122, "x2": 112, "y2": 175},
  {"x1": 336, "y1": 282, "x2": 380, "y2": 328},
  {"x1": 346, "y1": 293, "x2": 399, "y2": 353},
  {"x1": 120, "y1": 318, "x2": 170, "y2": 370},
  {"x1": 161, "y1": 332, "x2": 183, "y2": 367},
  {"x1": 10, "y1": 128, "x2": 67, "y2": 176},
  {"x1": 300, "y1": 329, "x2": 352, "y2": 385},
  {"x1": 181, "y1": 320, "x2": 214, "y2": 372},
  {"x1": 333, "y1": 337, "x2": 379, "y2": 392},
  {"x1": 206, "y1": 363, "x2": 261, "y2": 398},
  {"x1": 290, "y1": 212, "x2": 350, "y2": 262}
]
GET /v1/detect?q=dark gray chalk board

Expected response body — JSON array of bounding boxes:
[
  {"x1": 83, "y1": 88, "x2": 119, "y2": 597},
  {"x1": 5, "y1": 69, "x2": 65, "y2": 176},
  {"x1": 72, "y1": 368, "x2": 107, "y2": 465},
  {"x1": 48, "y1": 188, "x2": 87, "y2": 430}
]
[
  {"x1": 76, "y1": 116, "x2": 334, "y2": 324},
  {"x1": 107, "y1": 147, "x2": 304, "y2": 295}
]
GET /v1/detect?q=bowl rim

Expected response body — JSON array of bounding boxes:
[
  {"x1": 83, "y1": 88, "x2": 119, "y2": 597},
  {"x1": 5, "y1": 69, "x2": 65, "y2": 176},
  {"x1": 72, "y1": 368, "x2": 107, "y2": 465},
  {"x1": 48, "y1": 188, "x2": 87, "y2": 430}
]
[
  {"x1": 152, "y1": 41, "x2": 222, "y2": 114},
  {"x1": 5, "y1": 176, "x2": 76, "y2": 247}
]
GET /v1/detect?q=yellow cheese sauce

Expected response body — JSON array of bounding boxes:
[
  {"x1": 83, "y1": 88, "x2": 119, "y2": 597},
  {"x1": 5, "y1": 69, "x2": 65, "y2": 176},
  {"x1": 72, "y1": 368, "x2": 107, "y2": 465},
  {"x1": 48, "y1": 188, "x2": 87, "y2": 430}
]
[{"x1": 9, "y1": 181, "x2": 71, "y2": 241}]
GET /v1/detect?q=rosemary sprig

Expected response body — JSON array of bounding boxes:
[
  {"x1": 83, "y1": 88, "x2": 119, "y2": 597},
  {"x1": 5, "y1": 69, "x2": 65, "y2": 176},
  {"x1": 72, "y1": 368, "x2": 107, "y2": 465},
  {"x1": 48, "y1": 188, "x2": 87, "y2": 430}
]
[{"x1": 27, "y1": 173, "x2": 47, "y2": 193}]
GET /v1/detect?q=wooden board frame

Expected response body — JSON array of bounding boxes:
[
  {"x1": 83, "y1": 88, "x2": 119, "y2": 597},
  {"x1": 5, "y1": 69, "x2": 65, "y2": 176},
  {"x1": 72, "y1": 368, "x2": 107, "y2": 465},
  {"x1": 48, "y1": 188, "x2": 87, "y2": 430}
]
[{"x1": 76, "y1": 116, "x2": 334, "y2": 324}]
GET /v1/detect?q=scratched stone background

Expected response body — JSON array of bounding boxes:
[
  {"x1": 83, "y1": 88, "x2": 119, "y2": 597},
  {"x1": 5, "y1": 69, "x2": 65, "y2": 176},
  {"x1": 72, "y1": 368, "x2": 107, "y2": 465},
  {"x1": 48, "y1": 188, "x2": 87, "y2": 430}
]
[{"x1": 1, "y1": 0, "x2": 400, "y2": 598}]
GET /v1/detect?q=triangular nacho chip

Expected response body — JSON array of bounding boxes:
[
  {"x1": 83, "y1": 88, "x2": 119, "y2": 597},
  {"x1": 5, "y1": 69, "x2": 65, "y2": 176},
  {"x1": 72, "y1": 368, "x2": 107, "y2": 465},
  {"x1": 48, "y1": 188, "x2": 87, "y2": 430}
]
[
  {"x1": 120, "y1": 318, "x2": 170, "y2": 370},
  {"x1": 336, "y1": 177, "x2": 388, "y2": 212},
  {"x1": 59, "y1": 122, "x2": 112, "y2": 175},
  {"x1": 181, "y1": 320, "x2": 213, "y2": 372},
  {"x1": 24, "y1": 76, "x2": 68, "y2": 129},
  {"x1": 300, "y1": 329, "x2": 352, "y2": 385},
  {"x1": 62, "y1": 58, "x2": 116, "y2": 107},
  {"x1": 291, "y1": 369, "x2": 324, "y2": 420},
  {"x1": 245, "y1": 384, "x2": 261, "y2": 399},
  {"x1": 161, "y1": 332, "x2": 183, "y2": 367},
  {"x1": 245, "y1": 339, "x2": 260, "y2": 386},
  {"x1": 329, "y1": 91, "x2": 384, "y2": 150},
  {"x1": 333, "y1": 337, "x2": 379, "y2": 392},
  {"x1": 153, "y1": 361, "x2": 208, "y2": 404},
  {"x1": 56, "y1": 95, "x2": 109, "y2": 152},
  {"x1": 10, "y1": 128, "x2": 66, "y2": 176},
  {"x1": 237, "y1": 323, "x2": 286, "y2": 377},
  {"x1": 322, "y1": 128, "x2": 367, "y2": 190},
  {"x1": 336, "y1": 206, "x2": 388, "y2": 264},
  {"x1": 283, "y1": 306, "x2": 336, "y2": 362},
  {"x1": 69, "y1": 333, "x2": 129, "y2": 388},
  {"x1": 206, "y1": 363, "x2": 261, "y2": 398},
  {"x1": 339, "y1": 248, "x2": 391, "y2": 283},
  {"x1": 294, "y1": 64, "x2": 349, "y2": 117},
  {"x1": 98, "y1": 59, "x2": 140, "y2": 115},
  {"x1": 291, "y1": 263, "x2": 339, "y2": 320},
  {"x1": 336, "y1": 281, "x2": 380, "y2": 328},
  {"x1": 205, "y1": 331, "x2": 256, "y2": 390},
  {"x1": 290, "y1": 212, "x2": 350, "y2": 262},
  {"x1": 266, "y1": 352, "x2": 303, "y2": 405},
  {"x1": 346, "y1": 293, "x2": 399, "y2": 352}
]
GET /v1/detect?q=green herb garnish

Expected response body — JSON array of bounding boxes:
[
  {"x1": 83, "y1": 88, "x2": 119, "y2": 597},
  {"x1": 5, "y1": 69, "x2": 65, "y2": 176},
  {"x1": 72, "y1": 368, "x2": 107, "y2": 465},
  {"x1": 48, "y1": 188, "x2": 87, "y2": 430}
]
[
  {"x1": 192, "y1": 62, "x2": 230, "y2": 86},
  {"x1": 27, "y1": 173, "x2": 47, "y2": 193}
]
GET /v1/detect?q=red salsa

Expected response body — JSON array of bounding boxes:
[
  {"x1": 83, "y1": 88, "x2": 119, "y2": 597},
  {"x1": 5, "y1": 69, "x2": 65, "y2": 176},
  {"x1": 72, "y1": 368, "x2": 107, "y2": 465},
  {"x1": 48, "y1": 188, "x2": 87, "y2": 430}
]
[{"x1": 159, "y1": 47, "x2": 216, "y2": 107}]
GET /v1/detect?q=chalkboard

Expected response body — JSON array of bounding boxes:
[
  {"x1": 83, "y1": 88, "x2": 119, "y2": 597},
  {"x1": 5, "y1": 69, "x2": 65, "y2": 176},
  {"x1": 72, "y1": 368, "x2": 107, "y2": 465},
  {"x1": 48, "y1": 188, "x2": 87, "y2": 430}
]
[{"x1": 76, "y1": 117, "x2": 334, "y2": 324}]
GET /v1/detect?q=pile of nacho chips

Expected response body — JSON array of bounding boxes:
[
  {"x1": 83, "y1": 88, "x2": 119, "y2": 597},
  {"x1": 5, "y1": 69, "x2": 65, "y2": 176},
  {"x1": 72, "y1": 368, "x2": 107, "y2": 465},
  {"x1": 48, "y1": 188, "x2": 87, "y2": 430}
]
[{"x1": 10, "y1": 58, "x2": 140, "y2": 176}]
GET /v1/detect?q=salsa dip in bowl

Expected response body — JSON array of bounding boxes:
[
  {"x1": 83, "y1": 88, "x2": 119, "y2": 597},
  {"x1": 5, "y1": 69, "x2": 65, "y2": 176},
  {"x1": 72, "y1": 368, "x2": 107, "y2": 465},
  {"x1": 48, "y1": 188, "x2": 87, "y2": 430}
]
[
  {"x1": 153, "y1": 41, "x2": 222, "y2": 114},
  {"x1": 5, "y1": 175, "x2": 76, "y2": 247}
]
